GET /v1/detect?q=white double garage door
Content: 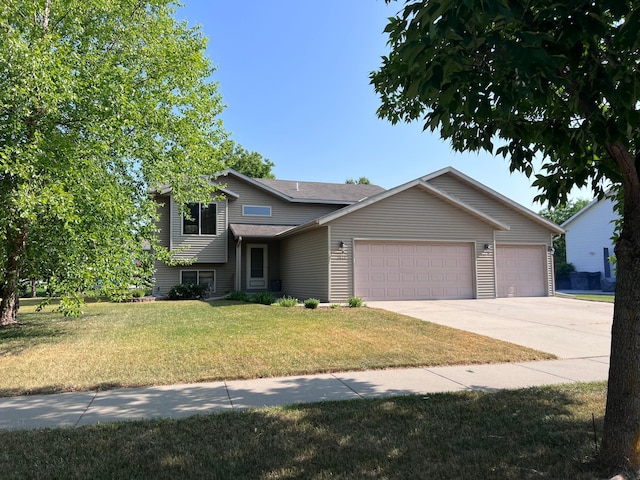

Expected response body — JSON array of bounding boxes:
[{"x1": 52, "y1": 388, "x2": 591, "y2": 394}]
[{"x1": 354, "y1": 241, "x2": 546, "y2": 301}]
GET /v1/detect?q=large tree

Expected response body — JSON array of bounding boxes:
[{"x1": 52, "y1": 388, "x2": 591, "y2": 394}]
[
  {"x1": 371, "y1": 0, "x2": 640, "y2": 473},
  {"x1": 220, "y1": 140, "x2": 275, "y2": 178},
  {"x1": 0, "y1": 0, "x2": 227, "y2": 323}
]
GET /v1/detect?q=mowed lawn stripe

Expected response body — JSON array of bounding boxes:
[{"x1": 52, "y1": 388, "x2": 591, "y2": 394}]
[{"x1": 0, "y1": 300, "x2": 554, "y2": 396}]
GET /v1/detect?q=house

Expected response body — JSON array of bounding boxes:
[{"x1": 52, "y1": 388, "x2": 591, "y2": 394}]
[
  {"x1": 561, "y1": 196, "x2": 618, "y2": 285},
  {"x1": 152, "y1": 167, "x2": 564, "y2": 302}
]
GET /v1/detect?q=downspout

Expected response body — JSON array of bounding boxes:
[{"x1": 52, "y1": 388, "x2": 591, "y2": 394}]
[{"x1": 235, "y1": 236, "x2": 243, "y2": 291}]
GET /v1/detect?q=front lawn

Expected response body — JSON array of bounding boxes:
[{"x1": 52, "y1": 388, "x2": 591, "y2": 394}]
[
  {"x1": 0, "y1": 300, "x2": 554, "y2": 396},
  {"x1": 0, "y1": 383, "x2": 608, "y2": 479}
]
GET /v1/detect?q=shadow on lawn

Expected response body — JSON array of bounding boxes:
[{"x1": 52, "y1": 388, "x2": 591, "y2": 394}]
[{"x1": 0, "y1": 381, "x2": 609, "y2": 479}]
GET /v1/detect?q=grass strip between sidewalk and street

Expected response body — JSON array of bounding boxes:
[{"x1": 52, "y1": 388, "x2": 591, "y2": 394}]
[
  {"x1": 0, "y1": 382, "x2": 608, "y2": 479},
  {"x1": 0, "y1": 300, "x2": 554, "y2": 396}
]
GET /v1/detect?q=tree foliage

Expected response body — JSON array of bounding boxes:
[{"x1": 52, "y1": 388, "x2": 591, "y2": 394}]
[
  {"x1": 372, "y1": 0, "x2": 640, "y2": 472},
  {"x1": 0, "y1": 0, "x2": 227, "y2": 321},
  {"x1": 220, "y1": 140, "x2": 275, "y2": 178},
  {"x1": 345, "y1": 177, "x2": 371, "y2": 185}
]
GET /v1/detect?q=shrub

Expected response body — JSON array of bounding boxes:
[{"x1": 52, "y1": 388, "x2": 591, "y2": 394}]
[
  {"x1": 304, "y1": 298, "x2": 320, "y2": 309},
  {"x1": 250, "y1": 292, "x2": 275, "y2": 305},
  {"x1": 347, "y1": 296, "x2": 364, "y2": 308},
  {"x1": 278, "y1": 296, "x2": 299, "y2": 307},
  {"x1": 225, "y1": 290, "x2": 250, "y2": 302},
  {"x1": 131, "y1": 289, "x2": 146, "y2": 298},
  {"x1": 167, "y1": 283, "x2": 207, "y2": 300},
  {"x1": 330, "y1": 303, "x2": 340, "y2": 309}
]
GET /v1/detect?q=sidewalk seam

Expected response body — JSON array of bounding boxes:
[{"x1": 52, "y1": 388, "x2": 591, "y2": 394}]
[
  {"x1": 331, "y1": 374, "x2": 364, "y2": 399},
  {"x1": 223, "y1": 381, "x2": 235, "y2": 408},
  {"x1": 75, "y1": 391, "x2": 99, "y2": 427}
]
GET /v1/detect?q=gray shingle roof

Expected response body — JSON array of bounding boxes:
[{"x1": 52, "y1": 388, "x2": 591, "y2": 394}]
[
  {"x1": 229, "y1": 224, "x2": 295, "y2": 239},
  {"x1": 254, "y1": 178, "x2": 385, "y2": 202}
]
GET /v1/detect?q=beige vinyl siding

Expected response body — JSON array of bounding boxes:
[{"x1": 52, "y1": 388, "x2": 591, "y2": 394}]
[
  {"x1": 428, "y1": 173, "x2": 553, "y2": 245},
  {"x1": 327, "y1": 186, "x2": 496, "y2": 301},
  {"x1": 428, "y1": 173, "x2": 556, "y2": 295},
  {"x1": 280, "y1": 227, "x2": 329, "y2": 301},
  {"x1": 169, "y1": 196, "x2": 228, "y2": 263},
  {"x1": 222, "y1": 176, "x2": 343, "y2": 225}
]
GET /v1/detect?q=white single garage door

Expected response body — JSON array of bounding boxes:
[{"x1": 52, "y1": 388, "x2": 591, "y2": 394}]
[
  {"x1": 496, "y1": 245, "x2": 546, "y2": 297},
  {"x1": 354, "y1": 241, "x2": 474, "y2": 300}
]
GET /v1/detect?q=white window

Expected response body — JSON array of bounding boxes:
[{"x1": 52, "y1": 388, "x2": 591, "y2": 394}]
[
  {"x1": 183, "y1": 203, "x2": 217, "y2": 235},
  {"x1": 242, "y1": 205, "x2": 271, "y2": 217},
  {"x1": 181, "y1": 270, "x2": 216, "y2": 291}
]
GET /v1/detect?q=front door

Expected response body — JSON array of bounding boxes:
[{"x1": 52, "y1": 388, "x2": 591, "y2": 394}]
[{"x1": 247, "y1": 244, "x2": 268, "y2": 289}]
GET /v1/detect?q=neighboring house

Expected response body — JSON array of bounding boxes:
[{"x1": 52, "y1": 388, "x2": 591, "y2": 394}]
[
  {"x1": 152, "y1": 167, "x2": 564, "y2": 302},
  {"x1": 561, "y1": 196, "x2": 618, "y2": 281}
]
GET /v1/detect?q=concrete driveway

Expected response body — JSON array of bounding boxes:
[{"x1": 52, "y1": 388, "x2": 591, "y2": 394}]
[{"x1": 367, "y1": 297, "x2": 613, "y2": 359}]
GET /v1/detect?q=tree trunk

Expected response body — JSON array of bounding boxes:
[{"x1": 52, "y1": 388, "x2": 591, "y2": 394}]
[
  {"x1": 31, "y1": 278, "x2": 37, "y2": 298},
  {"x1": 600, "y1": 180, "x2": 640, "y2": 472},
  {"x1": 0, "y1": 226, "x2": 27, "y2": 327},
  {"x1": 0, "y1": 293, "x2": 19, "y2": 326}
]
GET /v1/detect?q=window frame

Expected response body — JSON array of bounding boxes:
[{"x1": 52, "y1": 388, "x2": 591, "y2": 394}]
[
  {"x1": 242, "y1": 205, "x2": 272, "y2": 217},
  {"x1": 182, "y1": 202, "x2": 217, "y2": 236},
  {"x1": 180, "y1": 270, "x2": 216, "y2": 292}
]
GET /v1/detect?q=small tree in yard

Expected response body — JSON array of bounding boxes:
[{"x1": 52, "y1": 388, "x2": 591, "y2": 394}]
[
  {"x1": 0, "y1": 0, "x2": 227, "y2": 322},
  {"x1": 371, "y1": 0, "x2": 640, "y2": 473}
]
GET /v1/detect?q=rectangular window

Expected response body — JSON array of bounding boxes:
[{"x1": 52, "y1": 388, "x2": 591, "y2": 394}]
[
  {"x1": 242, "y1": 205, "x2": 272, "y2": 216},
  {"x1": 183, "y1": 203, "x2": 216, "y2": 235},
  {"x1": 181, "y1": 270, "x2": 216, "y2": 291}
]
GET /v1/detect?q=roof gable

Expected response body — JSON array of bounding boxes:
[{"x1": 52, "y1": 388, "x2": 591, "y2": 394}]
[
  {"x1": 423, "y1": 167, "x2": 565, "y2": 234},
  {"x1": 561, "y1": 194, "x2": 618, "y2": 228},
  {"x1": 280, "y1": 177, "x2": 512, "y2": 237}
]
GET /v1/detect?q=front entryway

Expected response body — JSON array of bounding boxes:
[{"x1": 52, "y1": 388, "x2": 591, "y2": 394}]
[
  {"x1": 354, "y1": 241, "x2": 474, "y2": 300},
  {"x1": 247, "y1": 244, "x2": 268, "y2": 289}
]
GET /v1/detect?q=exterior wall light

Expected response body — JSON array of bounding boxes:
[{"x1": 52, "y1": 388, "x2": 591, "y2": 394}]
[
  {"x1": 339, "y1": 241, "x2": 346, "y2": 249},
  {"x1": 484, "y1": 243, "x2": 493, "y2": 250}
]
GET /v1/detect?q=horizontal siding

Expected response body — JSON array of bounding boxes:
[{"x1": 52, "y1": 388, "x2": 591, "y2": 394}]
[
  {"x1": 428, "y1": 174, "x2": 553, "y2": 244},
  {"x1": 564, "y1": 198, "x2": 617, "y2": 276},
  {"x1": 280, "y1": 227, "x2": 329, "y2": 301},
  {"x1": 169, "y1": 196, "x2": 228, "y2": 263},
  {"x1": 155, "y1": 195, "x2": 171, "y2": 248},
  {"x1": 327, "y1": 187, "x2": 496, "y2": 301},
  {"x1": 222, "y1": 176, "x2": 342, "y2": 226}
]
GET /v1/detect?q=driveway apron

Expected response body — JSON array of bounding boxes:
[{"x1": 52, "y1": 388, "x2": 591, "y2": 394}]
[{"x1": 367, "y1": 297, "x2": 613, "y2": 359}]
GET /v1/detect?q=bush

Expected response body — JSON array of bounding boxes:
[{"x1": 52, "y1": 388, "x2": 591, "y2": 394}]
[
  {"x1": 278, "y1": 296, "x2": 299, "y2": 307},
  {"x1": 304, "y1": 298, "x2": 320, "y2": 309},
  {"x1": 330, "y1": 303, "x2": 340, "y2": 309},
  {"x1": 347, "y1": 296, "x2": 364, "y2": 308},
  {"x1": 225, "y1": 290, "x2": 250, "y2": 302},
  {"x1": 250, "y1": 292, "x2": 275, "y2": 305},
  {"x1": 167, "y1": 283, "x2": 207, "y2": 300},
  {"x1": 131, "y1": 289, "x2": 146, "y2": 298}
]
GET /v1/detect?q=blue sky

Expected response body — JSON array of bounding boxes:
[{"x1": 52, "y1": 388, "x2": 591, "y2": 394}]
[{"x1": 175, "y1": 0, "x2": 590, "y2": 211}]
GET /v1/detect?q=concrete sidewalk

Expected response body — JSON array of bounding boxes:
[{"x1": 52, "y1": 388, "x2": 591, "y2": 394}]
[{"x1": 0, "y1": 356, "x2": 609, "y2": 431}]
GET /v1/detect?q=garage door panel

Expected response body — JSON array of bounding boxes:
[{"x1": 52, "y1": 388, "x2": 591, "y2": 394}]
[
  {"x1": 354, "y1": 241, "x2": 474, "y2": 301},
  {"x1": 496, "y1": 245, "x2": 545, "y2": 297}
]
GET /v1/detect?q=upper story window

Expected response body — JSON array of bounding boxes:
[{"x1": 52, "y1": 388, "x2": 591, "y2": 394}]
[
  {"x1": 242, "y1": 205, "x2": 272, "y2": 217},
  {"x1": 183, "y1": 203, "x2": 217, "y2": 235}
]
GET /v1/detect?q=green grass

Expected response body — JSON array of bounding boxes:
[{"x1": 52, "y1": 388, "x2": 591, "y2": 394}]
[
  {"x1": 570, "y1": 294, "x2": 615, "y2": 303},
  {"x1": 0, "y1": 383, "x2": 610, "y2": 479},
  {"x1": 0, "y1": 300, "x2": 554, "y2": 396}
]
